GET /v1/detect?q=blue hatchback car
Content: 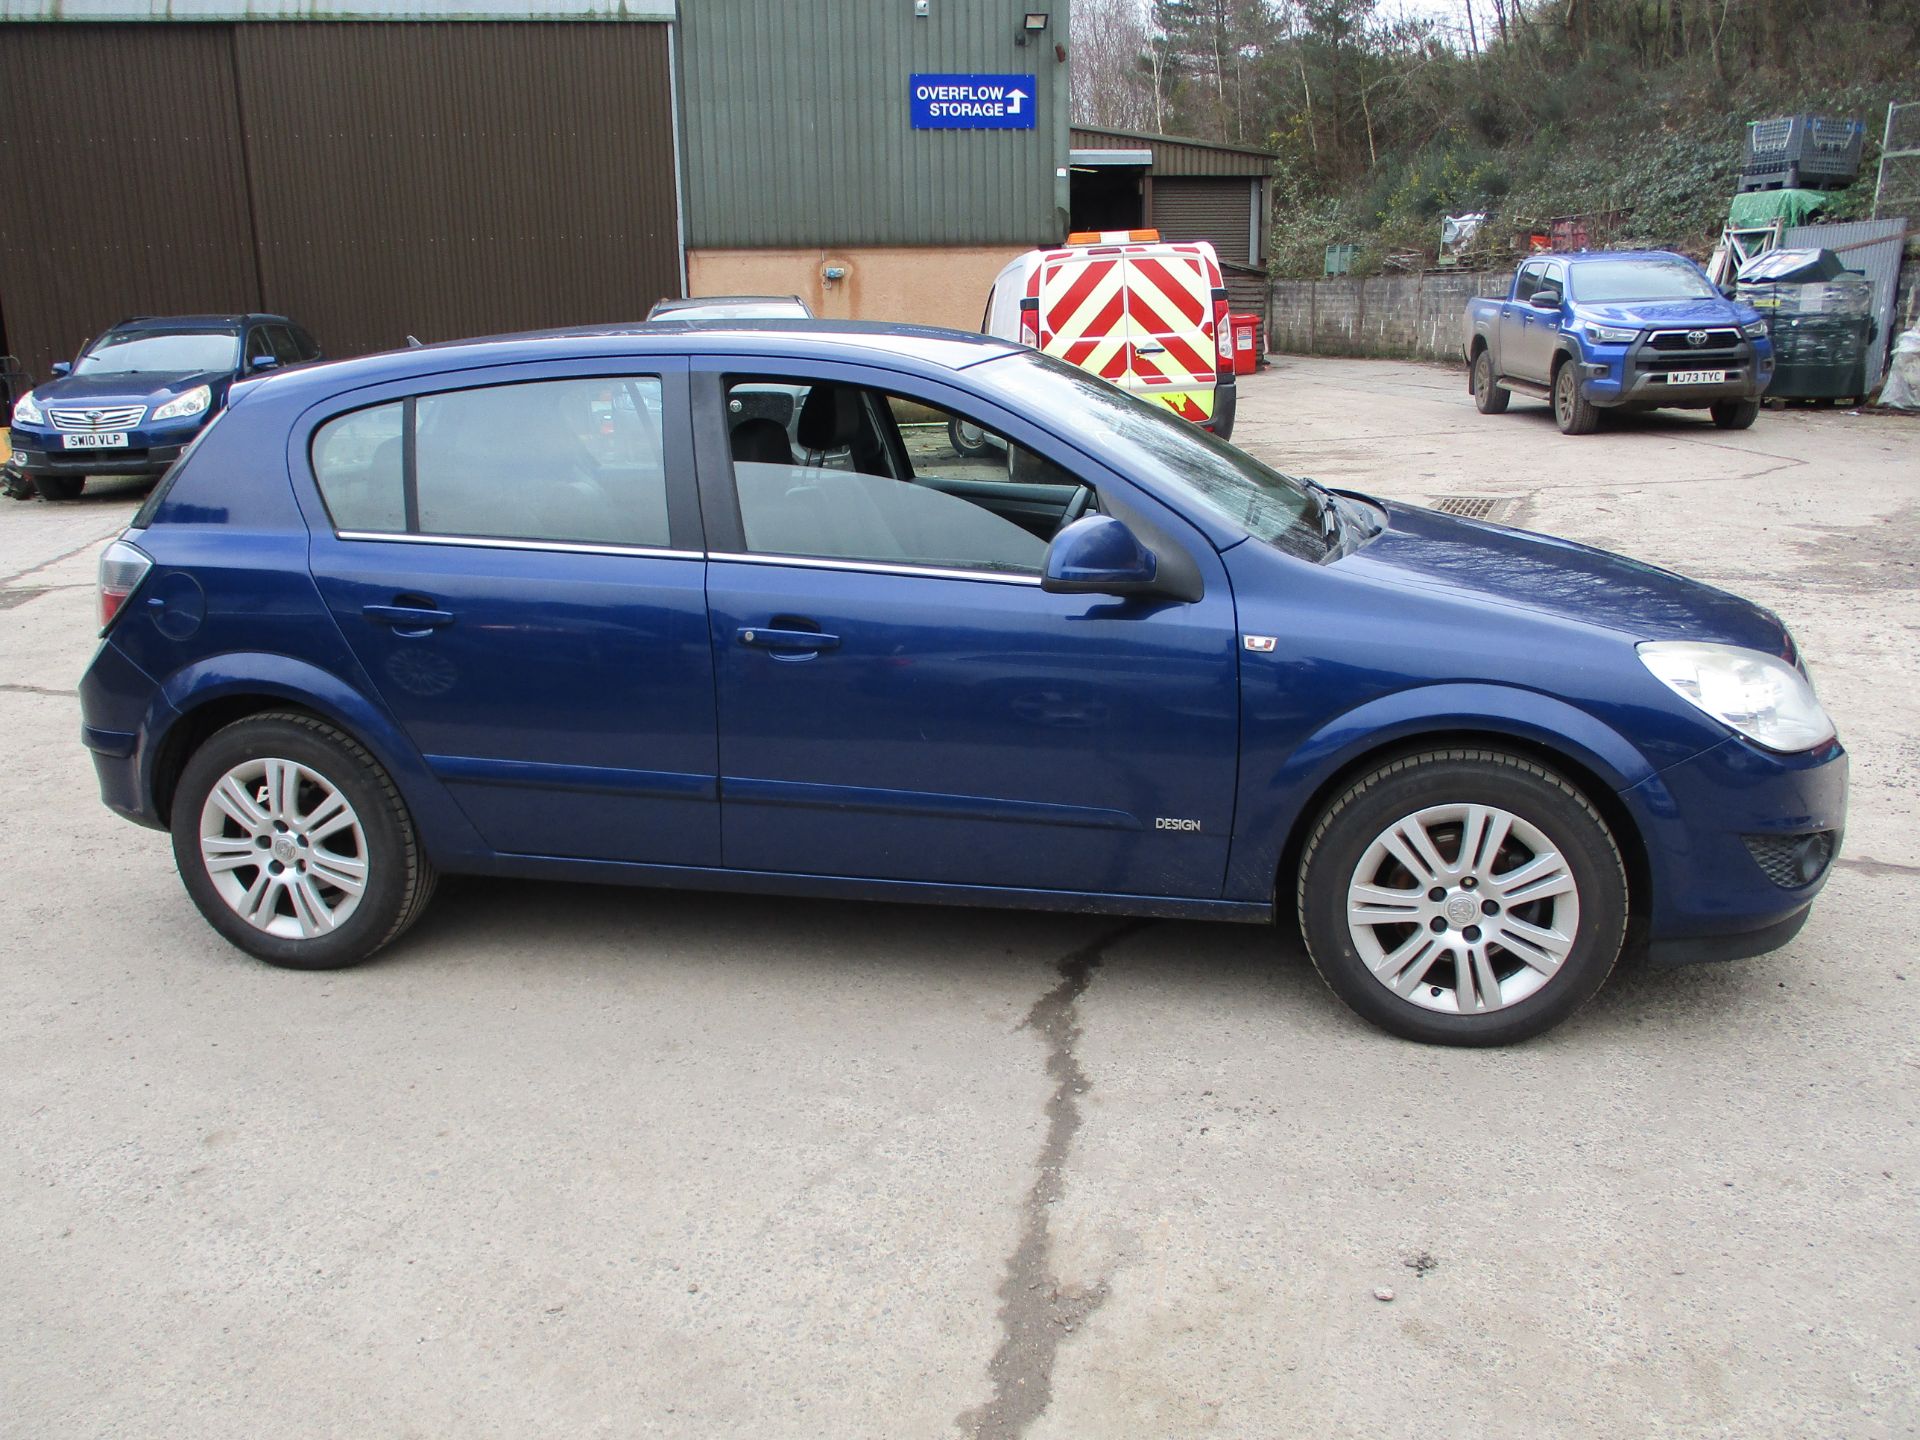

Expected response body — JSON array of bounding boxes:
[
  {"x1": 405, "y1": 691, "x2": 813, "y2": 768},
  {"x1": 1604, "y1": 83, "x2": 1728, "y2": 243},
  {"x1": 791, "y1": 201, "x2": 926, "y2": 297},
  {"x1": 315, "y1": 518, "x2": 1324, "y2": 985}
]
[
  {"x1": 9, "y1": 313, "x2": 320, "y2": 500},
  {"x1": 79, "y1": 323, "x2": 1847, "y2": 1045}
]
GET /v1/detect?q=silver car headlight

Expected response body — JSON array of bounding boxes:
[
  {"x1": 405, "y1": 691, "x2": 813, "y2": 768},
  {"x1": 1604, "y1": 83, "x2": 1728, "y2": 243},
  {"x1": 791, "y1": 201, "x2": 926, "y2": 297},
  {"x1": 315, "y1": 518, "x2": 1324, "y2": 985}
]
[
  {"x1": 1638, "y1": 641, "x2": 1835, "y2": 753},
  {"x1": 1583, "y1": 323, "x2": 1638, "y2": 345},
  {"x1": 151, "y1": 384, "x2": 211, "y2": 423},
  {"x1": 12, "y1": 389, "x2": 45, "y2": 426},
  {"x1": 1741, "y1": 319, "x2": 1770, "y2": 339}
]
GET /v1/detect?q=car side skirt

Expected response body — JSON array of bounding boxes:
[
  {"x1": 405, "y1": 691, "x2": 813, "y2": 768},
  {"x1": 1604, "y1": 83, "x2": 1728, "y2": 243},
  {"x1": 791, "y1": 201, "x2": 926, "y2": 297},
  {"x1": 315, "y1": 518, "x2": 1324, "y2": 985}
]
[{"x1": 482, "y1": 852, "x2": 1276, "y2": 925}]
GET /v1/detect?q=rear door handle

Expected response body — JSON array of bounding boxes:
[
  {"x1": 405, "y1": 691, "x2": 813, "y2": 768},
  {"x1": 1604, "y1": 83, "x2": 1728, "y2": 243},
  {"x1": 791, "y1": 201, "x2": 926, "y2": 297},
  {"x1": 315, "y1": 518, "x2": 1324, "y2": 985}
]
[
  {"x1": 1135, "y1": 340, "x2": 1167, "y2": 354},
  {"x1": 738, "y1": 625, "x2": 839, "y2": 652},
  {"x1": 364, "y1": 603, "x2": 455, "y2": 632}
]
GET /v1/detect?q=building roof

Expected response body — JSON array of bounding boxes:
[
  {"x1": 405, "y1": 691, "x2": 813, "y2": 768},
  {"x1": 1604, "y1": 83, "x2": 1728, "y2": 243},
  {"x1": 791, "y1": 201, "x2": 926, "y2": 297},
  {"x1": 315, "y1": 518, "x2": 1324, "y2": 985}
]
[{"x1": 1071, "y1": 126, "x2": 1276, "y2": 179}]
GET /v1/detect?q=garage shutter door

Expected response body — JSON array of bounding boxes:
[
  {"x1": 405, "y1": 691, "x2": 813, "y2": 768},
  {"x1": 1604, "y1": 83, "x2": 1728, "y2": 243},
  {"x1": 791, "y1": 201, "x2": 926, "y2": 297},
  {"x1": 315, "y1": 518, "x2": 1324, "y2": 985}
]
[{"x1": 1153, "y1": 178, "x2": 1253, "y2": 265}]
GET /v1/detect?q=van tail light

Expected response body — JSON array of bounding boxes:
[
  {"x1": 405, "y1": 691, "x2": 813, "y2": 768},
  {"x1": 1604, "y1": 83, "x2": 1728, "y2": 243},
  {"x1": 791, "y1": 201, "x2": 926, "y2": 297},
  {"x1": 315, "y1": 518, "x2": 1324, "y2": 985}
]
[
  {"x1": 1019, "y1": 297, "x2": 1040, "y2": 348},
  {"x1": 98, "y1": 539, "x2": 153, "y2": 630},
  {"x1": 1212, "y1": 287, "x2": 1233, "y2": 367}
]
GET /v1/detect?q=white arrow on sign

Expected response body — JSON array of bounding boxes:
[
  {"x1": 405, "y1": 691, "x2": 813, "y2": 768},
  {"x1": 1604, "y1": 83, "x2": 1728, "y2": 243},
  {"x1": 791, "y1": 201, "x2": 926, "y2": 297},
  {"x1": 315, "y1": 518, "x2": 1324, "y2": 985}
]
[{"x1": 1005, "y1": 88, "x2": 1028, "y2": 115}]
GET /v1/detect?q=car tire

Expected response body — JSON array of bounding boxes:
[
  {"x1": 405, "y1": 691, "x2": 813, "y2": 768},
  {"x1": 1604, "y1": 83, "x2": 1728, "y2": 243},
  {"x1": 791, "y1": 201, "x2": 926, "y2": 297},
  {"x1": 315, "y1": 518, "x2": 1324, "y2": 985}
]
[
  {"x1": 33, "y1": 474, "x2": 83, "y2": 501},
  {"x1": 170, "y1": 712, "x2": 437, "y2": 970},
  {"x1": 1471, "y1": 350, "x2": 1510, "y2": 414},
  {"x1": 1552, "y1": 361, "x2": 1600, "y2": 435},
  {"x1": 1711, "y1": 399, "x2": 1761, "y2": 430},
  {"x1": 1295, "y1": 748, "x2": 1628, "y2": 1046},
  {"x1": 949, "y1": 417, "x2": 994, "y2": 458}
]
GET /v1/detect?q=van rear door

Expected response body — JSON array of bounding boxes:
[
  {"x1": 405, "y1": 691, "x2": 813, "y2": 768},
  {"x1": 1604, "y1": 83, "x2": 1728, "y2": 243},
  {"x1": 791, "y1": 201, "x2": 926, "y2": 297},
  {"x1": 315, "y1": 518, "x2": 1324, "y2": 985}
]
[{"x1": 1119, "y1": 244, "x2": 1221, "y2": 425}]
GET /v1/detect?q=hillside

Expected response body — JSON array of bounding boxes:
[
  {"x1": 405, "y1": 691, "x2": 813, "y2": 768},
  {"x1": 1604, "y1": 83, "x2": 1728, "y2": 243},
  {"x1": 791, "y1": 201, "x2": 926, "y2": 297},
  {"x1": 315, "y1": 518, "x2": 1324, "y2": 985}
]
[{"x1": 1072, "y1": 0, "x2": 1920, "y2": 276}]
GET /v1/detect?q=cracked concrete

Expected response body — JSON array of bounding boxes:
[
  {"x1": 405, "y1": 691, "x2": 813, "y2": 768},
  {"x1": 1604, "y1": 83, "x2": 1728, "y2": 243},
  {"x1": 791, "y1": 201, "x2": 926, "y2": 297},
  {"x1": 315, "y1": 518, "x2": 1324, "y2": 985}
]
[{"x1": 959, "y1": 922, "x2": 1146, "y2": 1440}]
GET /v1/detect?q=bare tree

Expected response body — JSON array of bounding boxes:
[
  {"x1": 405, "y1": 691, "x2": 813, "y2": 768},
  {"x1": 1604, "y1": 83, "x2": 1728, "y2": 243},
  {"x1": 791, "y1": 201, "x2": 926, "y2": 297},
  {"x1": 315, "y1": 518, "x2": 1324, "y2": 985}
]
[{"x1": 1071, "y1": 0, "x2": 1161, "y2": 129}]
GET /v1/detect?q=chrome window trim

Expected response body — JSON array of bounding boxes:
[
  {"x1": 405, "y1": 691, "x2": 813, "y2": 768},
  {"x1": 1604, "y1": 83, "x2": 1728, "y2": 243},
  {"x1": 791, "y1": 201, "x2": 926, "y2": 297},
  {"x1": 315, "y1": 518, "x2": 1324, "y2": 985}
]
[
  {"x1": 707, "y1": 551, "x2": 1044, "y2": 587},
  {"x1": 336, "y1": 530, "x2": 701, "y2": 561}
]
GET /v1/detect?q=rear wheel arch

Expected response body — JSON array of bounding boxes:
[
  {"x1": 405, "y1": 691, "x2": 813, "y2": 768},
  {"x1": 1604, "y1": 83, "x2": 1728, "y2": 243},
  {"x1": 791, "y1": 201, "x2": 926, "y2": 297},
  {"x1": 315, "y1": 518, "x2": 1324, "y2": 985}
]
[
  {"x1": 151, "y1": 694, "x2": 331, "y2": 826},
  {"x1": 1275, "y1": 727, "x2": 1652, "y2": 940}
]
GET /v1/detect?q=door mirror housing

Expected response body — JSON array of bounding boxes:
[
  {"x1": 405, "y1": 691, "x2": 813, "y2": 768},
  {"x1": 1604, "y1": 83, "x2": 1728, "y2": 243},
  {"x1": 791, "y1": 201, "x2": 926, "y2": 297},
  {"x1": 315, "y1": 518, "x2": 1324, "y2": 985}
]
[
  {"x1": 249, "y1": 354, "x2": 279, "y2": 373},
  {"x1": 1041, "y1": 515, "x2": 1160, "y2": 596},
  {"x1": 49, "y1": 361, "x2": 71, "y2": 377},
  {"x1": 1527, "y1": 288, "x2": 1562, "y2": 310}
]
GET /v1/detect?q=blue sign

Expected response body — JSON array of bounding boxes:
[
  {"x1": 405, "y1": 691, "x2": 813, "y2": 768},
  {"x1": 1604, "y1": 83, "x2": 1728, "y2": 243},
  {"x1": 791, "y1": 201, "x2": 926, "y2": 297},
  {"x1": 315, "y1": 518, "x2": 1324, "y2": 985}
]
[{"x1": 910, "y1": 73, "x2": 1037, "y2": 130}]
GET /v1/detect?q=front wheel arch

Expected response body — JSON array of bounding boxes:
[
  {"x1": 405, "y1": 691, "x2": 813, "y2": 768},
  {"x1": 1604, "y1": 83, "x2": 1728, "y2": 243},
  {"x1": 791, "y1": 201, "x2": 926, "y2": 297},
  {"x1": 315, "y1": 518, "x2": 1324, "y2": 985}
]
[{"x1": 1274, "y1": 728, "x2": 1651, "y2": 947}]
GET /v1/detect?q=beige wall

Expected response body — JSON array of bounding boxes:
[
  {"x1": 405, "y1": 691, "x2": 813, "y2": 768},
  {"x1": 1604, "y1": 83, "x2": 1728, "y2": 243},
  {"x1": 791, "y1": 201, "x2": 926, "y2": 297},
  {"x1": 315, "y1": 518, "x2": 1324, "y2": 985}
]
[{"x1": 686, "y1": 246, "x2": 1025, "y2": 331}]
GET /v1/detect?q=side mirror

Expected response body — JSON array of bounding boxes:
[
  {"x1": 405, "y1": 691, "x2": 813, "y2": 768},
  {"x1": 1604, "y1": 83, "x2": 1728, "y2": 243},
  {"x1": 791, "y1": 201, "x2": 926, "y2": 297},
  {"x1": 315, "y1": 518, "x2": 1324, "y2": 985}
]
[
  {"x1": 1527, "y1": 289, "x2": 1562, "y2": 310},
  {"x1": 249, "y1": 354, "x2": 279, "y2": 373},
  {"x1": 49, "y1": 361, "x2": 71, "y2": 377},
  {"x1": 1042, "y1": 515, "x2": 1159, "y2": 596}
]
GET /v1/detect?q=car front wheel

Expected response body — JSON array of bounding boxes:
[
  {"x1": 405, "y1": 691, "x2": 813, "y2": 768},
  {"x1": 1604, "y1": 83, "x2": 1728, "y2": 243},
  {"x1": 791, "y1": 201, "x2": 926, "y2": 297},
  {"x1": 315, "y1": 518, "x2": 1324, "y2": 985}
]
[
  {"x1": 1553, "y1": 362, "x2": 1600, "y2": 435},
  {"x1": 33, "y1": 474, "x2": 83, "y2": 500},
  {"x1": 1711, "y1": 399, "x2": 1760, "y2": 430},
  {"x1": 1296, "y1": 748, "x2": 1627, "y2": 1046},
  {"x1": 170, "y1": 712, "x2": 436, "y2": 970}
]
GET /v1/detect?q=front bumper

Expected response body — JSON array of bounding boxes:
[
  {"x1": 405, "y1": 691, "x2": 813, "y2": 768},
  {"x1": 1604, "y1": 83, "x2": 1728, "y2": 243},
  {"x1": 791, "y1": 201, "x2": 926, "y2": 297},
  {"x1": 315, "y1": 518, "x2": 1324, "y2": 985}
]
[
  {"x1": 1622, "y1": 734, "x2": 1847, "y2": 966},
  {"x1": 1577, "y1": 337, "x2": 1775, "y2": 408},
  {"x1": 8, "y1": 424, "x2": 198, "y2": 478}
]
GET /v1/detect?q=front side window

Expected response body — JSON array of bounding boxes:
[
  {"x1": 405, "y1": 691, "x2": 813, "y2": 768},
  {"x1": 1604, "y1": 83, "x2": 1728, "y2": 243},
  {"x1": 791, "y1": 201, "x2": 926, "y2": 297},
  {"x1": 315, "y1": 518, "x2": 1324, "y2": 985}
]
[
  {"x1": 76, "y1": 330, "x2": 240, "y2": 376},
  {"x1": 1513, "y1": 263, "x2": 1544, "y2": 304},
  {"x1": 312, "y1": 375, "x2": 671, "y2": 549},
  {"x1": 972, "y1": 350, "x2": 1328, "y2": 561},
  {"x1": 723, "y1": 378, "x2": 1071, "y2": 575}
]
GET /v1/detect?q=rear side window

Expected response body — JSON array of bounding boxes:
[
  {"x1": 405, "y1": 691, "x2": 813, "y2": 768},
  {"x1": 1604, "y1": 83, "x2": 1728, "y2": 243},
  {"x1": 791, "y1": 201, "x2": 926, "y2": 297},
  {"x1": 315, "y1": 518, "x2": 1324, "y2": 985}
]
[
  {"x1": 311, "y1": 376, "x2": 671, "y2": 549},
  {"x1": 268, "y1": 326, "x2": 303, "y2": 366}
]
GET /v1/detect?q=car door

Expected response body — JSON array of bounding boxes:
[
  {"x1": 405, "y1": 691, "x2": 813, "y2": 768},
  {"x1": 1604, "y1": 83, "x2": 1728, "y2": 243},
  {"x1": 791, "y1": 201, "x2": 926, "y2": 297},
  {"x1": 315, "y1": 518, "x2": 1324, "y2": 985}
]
[
  {"x1": 695, "y1": 358, "x2": 1241, "y2": 899},
  {"x1": 1516, "y1": 261, "x2": 1567, "y2": 379},
  {"x1": 300, "y1": 358, "x2": 720, "y2": 866}
]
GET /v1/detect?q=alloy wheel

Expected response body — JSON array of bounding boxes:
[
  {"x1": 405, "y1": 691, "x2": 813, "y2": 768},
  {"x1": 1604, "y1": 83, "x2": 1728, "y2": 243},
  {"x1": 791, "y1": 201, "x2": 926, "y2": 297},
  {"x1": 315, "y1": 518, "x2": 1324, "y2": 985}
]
[
  {"x1": 198, "y1": 756, "x2": 369, "y2": 940},
  {"x1": 1345, "y1": 802, "x2": 1580, "y2": 1014}
]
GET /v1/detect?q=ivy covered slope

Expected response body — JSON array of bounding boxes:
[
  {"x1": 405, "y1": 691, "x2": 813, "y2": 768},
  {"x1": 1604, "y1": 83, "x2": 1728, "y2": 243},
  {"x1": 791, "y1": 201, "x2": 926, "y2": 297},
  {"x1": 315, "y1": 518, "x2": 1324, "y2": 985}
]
[{"x1": 1072, "y1": 0, "x2": 1920, "y2": 279}]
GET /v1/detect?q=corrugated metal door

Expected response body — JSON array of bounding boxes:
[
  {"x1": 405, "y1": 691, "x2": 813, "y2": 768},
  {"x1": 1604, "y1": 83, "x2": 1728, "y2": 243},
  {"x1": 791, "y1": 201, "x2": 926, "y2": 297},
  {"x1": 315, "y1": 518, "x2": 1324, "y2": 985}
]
[
  {"x1": 233, "y1": 23, "x2": 681, "y2": 357},
  {"x1": 1153, "y1": 178, "x2": 1252, "y2": 265},
  {"x1": 0, "y1": 24, "x2": 261, "y2": 377}
]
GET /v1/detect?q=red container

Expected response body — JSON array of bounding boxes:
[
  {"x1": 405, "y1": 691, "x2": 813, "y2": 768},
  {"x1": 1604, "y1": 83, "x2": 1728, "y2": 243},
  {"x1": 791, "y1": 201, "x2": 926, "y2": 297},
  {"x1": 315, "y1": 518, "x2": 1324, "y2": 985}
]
[{"x1": 1230, "y1": 313, "x2": 1259, "y2": 375}]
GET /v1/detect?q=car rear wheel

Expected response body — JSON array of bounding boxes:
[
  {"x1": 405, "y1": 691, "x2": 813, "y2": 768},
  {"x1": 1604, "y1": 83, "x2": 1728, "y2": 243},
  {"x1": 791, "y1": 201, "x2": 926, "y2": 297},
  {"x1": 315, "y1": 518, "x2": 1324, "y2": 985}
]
[
  {"x1": 33, "y1": 474, "x2": 83, "y2": 500},
  {"x1": 1296, "y1": 748, "x2": 1627, "y2": 1046},
  {"x1": 1471, "y1": 350, "x2": 1510, "y2": 414},
  {"x1": 1711, "y1": 399, "x2": 1760, "y2": 430},
  {"x1": 170, "y1": 712, "x2": 436, "y2": 970},
  {"x1": 1553, "y1": 362, "x2": 1600, "y2": 435}
]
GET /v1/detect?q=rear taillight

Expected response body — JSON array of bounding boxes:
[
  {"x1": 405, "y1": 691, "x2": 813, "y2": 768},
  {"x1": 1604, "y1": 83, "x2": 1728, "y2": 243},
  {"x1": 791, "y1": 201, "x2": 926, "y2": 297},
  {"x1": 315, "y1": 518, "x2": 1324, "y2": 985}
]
[
  {"x1": 98, "y1": 539, "x2": 153, "y2": 629},
  {"x1": 1019, "y1": 297, "x2": 1040, "y2": 348},
  {"x1": 1214, "y1": 299, "x2": 1233, "y2": 366}
]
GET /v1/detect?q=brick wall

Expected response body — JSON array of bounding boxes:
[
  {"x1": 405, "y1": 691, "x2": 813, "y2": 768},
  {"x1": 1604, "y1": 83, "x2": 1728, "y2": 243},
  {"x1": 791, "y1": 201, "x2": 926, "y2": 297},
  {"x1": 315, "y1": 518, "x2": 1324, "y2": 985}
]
[{"x1": 1267, "y1": 270, "x2": 1513, "y2": 362}]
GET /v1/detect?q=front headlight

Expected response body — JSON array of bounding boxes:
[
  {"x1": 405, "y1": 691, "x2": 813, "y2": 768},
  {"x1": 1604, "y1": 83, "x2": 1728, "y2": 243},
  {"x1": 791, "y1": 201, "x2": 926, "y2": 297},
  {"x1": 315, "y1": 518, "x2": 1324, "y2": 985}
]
[
  {"x1": 1582, "y1": 323, "x2": 1638, "y2": 345},
  {"x1": 1638, "y1": 641, "x2": 1835, "y2": 753},
  {"x1": 11, "y1": 389, "x2": 45, "y2": 426},
  {"x1": 1741, "y1": 319, "x2": 1770, "y2": 339},
  {"x1": 151, "y1": 384, "x2": 211, "y2": 422}
]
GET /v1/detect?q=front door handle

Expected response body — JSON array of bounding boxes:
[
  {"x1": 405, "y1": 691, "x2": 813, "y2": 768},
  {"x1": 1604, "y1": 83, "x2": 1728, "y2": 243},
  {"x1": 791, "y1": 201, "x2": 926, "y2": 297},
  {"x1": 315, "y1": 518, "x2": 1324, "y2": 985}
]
[
  {"x1": 364, "y1": 602, "x2": 455, "y2": 633},
  {"x1": 738, "y1": 625, "x2": 840, "y2": 652}
]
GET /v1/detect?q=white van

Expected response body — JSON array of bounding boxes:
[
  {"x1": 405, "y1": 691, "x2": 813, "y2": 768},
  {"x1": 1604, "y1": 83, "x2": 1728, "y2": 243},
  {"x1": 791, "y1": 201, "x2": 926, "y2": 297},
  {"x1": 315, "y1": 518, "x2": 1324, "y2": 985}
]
[{"x1": 982, "y1": 230, "x2": 1237, "y2": 440}]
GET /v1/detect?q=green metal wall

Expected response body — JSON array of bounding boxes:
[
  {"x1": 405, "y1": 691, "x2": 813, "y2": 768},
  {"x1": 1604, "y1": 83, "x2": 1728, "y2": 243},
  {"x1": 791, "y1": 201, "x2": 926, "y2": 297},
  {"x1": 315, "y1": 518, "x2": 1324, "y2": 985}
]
[{"x1": 680, "y1": 0, "x2": 1070, "y2": 248}]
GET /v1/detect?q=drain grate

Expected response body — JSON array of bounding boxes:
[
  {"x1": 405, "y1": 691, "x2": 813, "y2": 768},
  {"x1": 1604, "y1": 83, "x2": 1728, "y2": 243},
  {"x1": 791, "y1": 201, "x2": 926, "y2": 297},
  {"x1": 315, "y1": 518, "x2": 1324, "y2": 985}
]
[{"x1": 1431, "y1": 494, "x2": 1521, "y2": 523}]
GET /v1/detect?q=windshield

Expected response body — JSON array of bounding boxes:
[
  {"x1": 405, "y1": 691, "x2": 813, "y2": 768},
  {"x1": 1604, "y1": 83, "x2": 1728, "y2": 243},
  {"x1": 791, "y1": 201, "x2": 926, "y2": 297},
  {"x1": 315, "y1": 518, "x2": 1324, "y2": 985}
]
[
  {"x1": 1569, "y1": 259, "x2": 1718, "y2": 304},
  {"x1": 983, "y1": 351, "x2": 1327, "y2": 560},
  {"x1": 76, "y1": 330, "x2": 240, "y2": 376}
]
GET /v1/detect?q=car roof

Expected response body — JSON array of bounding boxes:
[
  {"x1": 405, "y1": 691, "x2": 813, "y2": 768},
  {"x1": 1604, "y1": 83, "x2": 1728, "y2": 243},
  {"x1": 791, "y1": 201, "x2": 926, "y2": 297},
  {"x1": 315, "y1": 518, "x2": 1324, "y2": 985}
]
[
  {"x1": 1556, "y1": 250, "x2": 1690, "y2": 265},
  {"x1": 108, "y1": 313, "x2": 297, "y2": 333},
  {"x1": 235, "y1": 320, "x2": 1027, "y2": 407}
]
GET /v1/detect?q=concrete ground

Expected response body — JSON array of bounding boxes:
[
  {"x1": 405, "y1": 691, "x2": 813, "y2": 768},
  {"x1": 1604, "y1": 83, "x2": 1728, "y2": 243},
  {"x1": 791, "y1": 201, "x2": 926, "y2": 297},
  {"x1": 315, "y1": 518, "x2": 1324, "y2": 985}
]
[{"x1": 2, "y1": 360, "x2": 1916, "y2": 1439}]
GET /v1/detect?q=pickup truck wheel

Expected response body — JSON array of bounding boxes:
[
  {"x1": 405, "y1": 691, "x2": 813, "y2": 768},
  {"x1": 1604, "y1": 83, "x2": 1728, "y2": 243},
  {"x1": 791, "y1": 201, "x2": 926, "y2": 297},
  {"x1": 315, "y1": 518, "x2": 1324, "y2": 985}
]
[
  {"x1": 1471, "y1": 351, "x2": 1509, "y2": 414},
  {"x1": 1711, "y1": 399, "x2": 1760, "y2": 430},
  {"x1": 1295, "y1": 748, "x2": 1627, "y2": 1046},
  {"x1": 1553, "y1": 362, "x2": 1600, "y2": 435}
]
